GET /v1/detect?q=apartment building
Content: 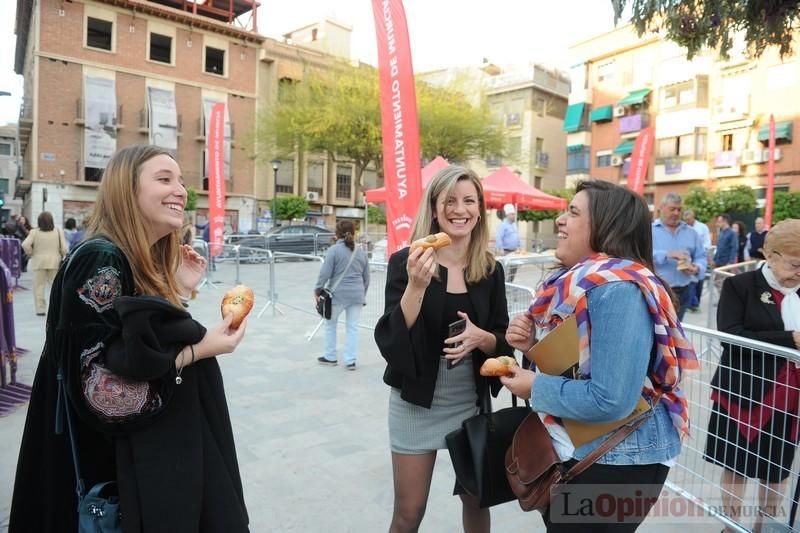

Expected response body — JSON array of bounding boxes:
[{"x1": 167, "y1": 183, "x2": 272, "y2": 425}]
[
  {"x1": 566, "y1": 25, "x2": 800, "y2": 210},
  {"x1": 14, "y1": 0, "x2": 262, "y2": 230},
  {"x1": 0, "y1": 125, "x2": 22, "y2": 220}
]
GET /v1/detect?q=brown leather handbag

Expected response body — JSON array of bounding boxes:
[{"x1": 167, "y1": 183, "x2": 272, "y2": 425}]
[{"x1": 505, "y1": 411, "x2": 648, "y2": 512}]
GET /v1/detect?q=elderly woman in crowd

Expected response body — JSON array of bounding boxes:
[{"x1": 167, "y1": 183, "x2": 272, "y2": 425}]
[{"x1": 705, "y1": 219, "x2": 800, "y2": 533}]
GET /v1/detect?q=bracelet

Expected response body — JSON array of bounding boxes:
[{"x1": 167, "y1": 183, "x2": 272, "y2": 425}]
[
  {"x1": 189, "y1": 344, "x2": 196, "y2": 366},
  {"x1": 175, "y1": 347, "x2": 186, "y2": 385}
]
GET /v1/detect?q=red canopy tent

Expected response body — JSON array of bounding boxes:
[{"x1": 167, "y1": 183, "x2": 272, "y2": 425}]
[
  {"x1": 481, "y1": 167, "x2": 567, "y2": 211},
  {"x1": 364, "y1": 156, "x2": 449, "y2": 203}
]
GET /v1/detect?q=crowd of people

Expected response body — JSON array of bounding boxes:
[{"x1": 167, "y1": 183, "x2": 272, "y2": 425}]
[{"x1": 3, "y1": 145, "x2": 799, "y2": 532}]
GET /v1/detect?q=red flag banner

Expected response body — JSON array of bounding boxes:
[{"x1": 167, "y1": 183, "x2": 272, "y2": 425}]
[
  {"x1": 765, "y1": 115, "x2": 776, "y2": 227},
  {"x1": 371, "y1": 0, "x2": 422, "y2": 255},
  {"x1": 207, "y1": 102, "x2": 226, "y2": 257},
  {"x1": 627, "y1": 127, "x2": 653, "y2": 195}
]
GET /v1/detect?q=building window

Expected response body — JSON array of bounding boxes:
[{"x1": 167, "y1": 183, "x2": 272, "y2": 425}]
[
  {"x1": 721, "y1": 133, "x2": 734, "y2": 151},
  {"x1": 85, "y1": 167, "x2": 103, "y2": 182},
  {"x1": 596, "y1": 153, "x2": 612, "y2": 167},
  {"x1": 534, "y1": 176, "x2": 543, "y2": 189},
  {"x1": 657, "y1": 130, "x2": 707, "y2": 160},
  {"x1": 205, "y1": 47, "x2": 225, "y2": 75},
  {"x1": 336, "y1": 165, "x2": 352, "y2": 199},
  {"x1": 307, "y1": 161, "x2": 324, "y2": 194},
  {"x1": 276, "y1": 159, "x2": 294, "y2": 193},
  {"x1": 0, "y1": 178, "x2": 8, "y2": 195},
  {"x1": 0, "y1": 142, "x2": 11, "y2": 157},
  {"x1": 87, "y1": 17, "x2": 113, "y2": 51},
  {"x1": 149, "y1": 33, "x2": 172, "y2": 64},
  {"x1": 566, "y1": 147, "x2": 590, "y2": 174}
]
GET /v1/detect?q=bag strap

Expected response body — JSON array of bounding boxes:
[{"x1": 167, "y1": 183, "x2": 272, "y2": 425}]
[
  {"x1": 328, "y1": 246, "x2": 358, "y2": 294},
  {"x1": 560, "y1": 407, "x2": 650, "y2": 483},
  {"x1": 56, "y1": 367, "x2": 87, "y2": 500}
]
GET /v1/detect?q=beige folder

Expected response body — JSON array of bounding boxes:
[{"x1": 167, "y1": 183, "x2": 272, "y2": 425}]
[{"x1": 526, "y1": 315, "x2": 651, "y2": 448}]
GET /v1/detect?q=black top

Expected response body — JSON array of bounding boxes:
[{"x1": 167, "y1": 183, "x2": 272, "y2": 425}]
[
  {"x1": 375, "y1": 247, "x2": 512, "y2": 408},
  {"x1": 711, "y1": 267, "x2": 798, "y2": 410},
  {"x1": 10, "y1": 238, "x2": 249, "y2": 533},
  {"x1": 441, "y1": 291, "x2": 476, "y2": 342},
  {"x1": 749, "y1": 230, "x2": 767, "y2": 260}
]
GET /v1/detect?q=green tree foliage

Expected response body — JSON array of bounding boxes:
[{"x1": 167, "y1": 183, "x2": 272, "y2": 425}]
[
  {"x1": 516, "y1": 188, "x2": 575, "y2": 223},
  {"x1": 772, "y1": 191, "x2": 800, "y2": 222},
  {"x1": 684, "y1": 185, "x2": 757, "y2": 222},
  {"x1": 683, "y1": 186, "x2": 718, "y2": 222},
  {"x1": 613, "y1": 0, "x2": 800, "y2": 59},
  {"x1": 185, "y1": 187, "x2": 198, "y2": 211},
  {"x1": 367, "y1": 205, "x2": 386, "y2": 225},
  {"x1": 274, "y1": 196, "x2": 309, "y2": 221},
  {"x1": 258, "y1": 65, "x2": 504, "y2": 196}
]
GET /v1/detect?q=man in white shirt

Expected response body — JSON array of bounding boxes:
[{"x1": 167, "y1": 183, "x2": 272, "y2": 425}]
[
  {"x1": 495, "y1": 203, "x2": 521, "y2": 281},
  {"x1": 683, "y1": 209, "x2": 711, "y2": 312}
]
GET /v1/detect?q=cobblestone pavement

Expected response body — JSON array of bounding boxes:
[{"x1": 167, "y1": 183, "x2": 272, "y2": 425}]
[{"x1": 0, "y1": 261, "x2": 717, "y2": 532}]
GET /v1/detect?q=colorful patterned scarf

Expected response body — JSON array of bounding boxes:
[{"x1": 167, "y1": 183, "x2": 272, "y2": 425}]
[{"x1": 529, "y1": 254, "x2": 699, "y2": 438}]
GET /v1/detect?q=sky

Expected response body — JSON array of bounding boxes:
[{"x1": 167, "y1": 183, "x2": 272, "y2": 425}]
[{"x1": 0, "y1": 0, "x2": 625, "y2": 125}]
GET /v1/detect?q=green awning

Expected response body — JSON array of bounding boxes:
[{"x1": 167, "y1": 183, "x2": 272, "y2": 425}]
[
  {"x1": 563, "y1": 103, "x2": 585, "y2": 133},
  {"x1": 617, "y1": 88, "x2": 652, "y2": 107},
  {"x1": 613, "y1": 140, "x2": 635, "y2": 154},
  {"x1": 758, "y1": 121, "x2": 793, "y2": 142},
  {"x1": 567, "y1": 144, "x2": 586, "y2": 152},
  {"x1": 590, "y1": 105, "x2": 613, "y2": 122}
]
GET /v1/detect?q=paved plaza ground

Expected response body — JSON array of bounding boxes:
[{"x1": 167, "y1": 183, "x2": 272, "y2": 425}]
[{"x1": 0, "y1": 259, "x2": 727, "y2": 532}]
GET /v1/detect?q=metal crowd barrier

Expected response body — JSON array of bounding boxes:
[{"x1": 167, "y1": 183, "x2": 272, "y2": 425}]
[{"x1": 665, "y1": 324, "x2": 800, "y2": 532}]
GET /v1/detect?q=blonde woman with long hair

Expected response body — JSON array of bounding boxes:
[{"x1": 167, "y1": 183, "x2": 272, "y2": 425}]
[
  {"x1": 375, "y1": 165, "x2": 512, "y2": 533},
  {"x1": 11, "y1": 145, "x2": 249, "y2": 532}
]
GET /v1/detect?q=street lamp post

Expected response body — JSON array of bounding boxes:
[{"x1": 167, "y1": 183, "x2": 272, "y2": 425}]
[{"x1": 270, "y1": 159, "x2": 280, "y2": 227}]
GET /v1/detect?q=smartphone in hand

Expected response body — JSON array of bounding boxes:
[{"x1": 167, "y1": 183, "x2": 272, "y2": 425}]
[{"x1": 446, "y1": 318, "x2": 467, "y2": 369}]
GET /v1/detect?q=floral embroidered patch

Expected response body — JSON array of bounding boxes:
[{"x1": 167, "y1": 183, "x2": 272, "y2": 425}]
[
  {"x1": 77, "y1": 266, "x2": 121, "y2": 313},
  {"x1": 80, "y1": 341, "x2": 105, "y2": 370}
]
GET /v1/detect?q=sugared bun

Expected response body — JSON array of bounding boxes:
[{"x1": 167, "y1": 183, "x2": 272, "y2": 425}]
[
  {"x1": 410, "y1": 232, "x2": 452, "y2": 253},
  {"x1": 479, "y1": 356, "x2": 518, "y2": 377},
  {"x1": 220, "y1": 285, "x2": 254, "y2": 329}
]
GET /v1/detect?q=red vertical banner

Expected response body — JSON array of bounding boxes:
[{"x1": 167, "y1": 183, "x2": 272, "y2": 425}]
[
  {"x1": 371, "y1": 0, "x2": 422, "y2": 255},
  {"x1": 765, "y1": 114, "x2": 776, "y2": 228},
  {"x1": 207, "y1": 102, "x2": 226, "y2": 257},
  {"x1": 627, "y1": 126, "x2": 653, "y2": 195}
]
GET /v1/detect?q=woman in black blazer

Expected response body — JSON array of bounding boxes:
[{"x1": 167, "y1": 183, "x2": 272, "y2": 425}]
[
  {"x1": 704, "y1": 219, "x2": 800, "y2": 532},
  {"x1": 375, "y1": 165, "x2": 511, "y2": 533}
]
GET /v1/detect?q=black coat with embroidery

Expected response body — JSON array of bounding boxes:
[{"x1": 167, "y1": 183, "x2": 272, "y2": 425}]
[{"x1": 10, "y1": 238, "x2": 249, "y2": 533}]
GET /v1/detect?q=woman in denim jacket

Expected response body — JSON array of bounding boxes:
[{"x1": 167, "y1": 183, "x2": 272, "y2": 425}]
[{"x1": 503, "y1": 180, "x2": 698, "y2": 532}]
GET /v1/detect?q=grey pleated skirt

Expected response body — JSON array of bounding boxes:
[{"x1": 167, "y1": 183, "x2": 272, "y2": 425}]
[{"x1": 388, "y1": 355, "x2": 479, "y2": 454}]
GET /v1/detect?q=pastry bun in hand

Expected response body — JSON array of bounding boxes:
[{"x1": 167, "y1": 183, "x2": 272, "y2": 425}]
[
  {"x1": 410, "y1": 232, "x2": 452, "y2": 253},
  {"x1": 479, "y1": 356, "x2": 518, "y2": 377},
  {"x1": 220, "y1": 285, "x2": 254, "y2": 329}
]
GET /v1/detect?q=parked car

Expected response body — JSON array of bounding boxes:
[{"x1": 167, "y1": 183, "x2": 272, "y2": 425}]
[{"x1": 223, "y1": 225, "x2": 334, "y2": 261}]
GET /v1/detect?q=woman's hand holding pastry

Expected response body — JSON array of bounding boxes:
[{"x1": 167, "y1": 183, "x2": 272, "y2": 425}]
[
  {"x1": 194, "y1": 314, "x2": 247, "y2": 360},
  {"x1": 407, "y1": 246, "x2": 436, "y2": 290},
  {"x1": 506, "y1": 314, "x2": 536, "y2": 353},
  {"x1": 500, "y1": 366, "x2": 536, "y2": 399}
]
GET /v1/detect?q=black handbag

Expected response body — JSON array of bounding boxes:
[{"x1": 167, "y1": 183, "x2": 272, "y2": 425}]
[
  {"x1": 56, "y1": 368, "x2": 122, "y2": 532},
  {"x1": 446, "y1": 382, "x2": 530, "y2": 508},
  {"x1": 316, "y1": 288, "x2": 333, "y2": 319}
]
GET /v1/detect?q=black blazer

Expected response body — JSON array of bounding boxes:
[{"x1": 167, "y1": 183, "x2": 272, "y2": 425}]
[
  {"x1": 711, "y1": 268, "x2": 798, "y2": 409},
  {"x1": 375, "y1": 247, "x2": 512, "y2": 408}
]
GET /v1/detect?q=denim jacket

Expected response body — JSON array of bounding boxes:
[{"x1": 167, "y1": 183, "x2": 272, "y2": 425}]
[{"x1": 531, "y1": 281, "x2": 682, "y2": 465}]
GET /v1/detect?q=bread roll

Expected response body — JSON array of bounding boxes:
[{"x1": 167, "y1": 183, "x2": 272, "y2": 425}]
[
  {"x1": 479, "y1": 356, "x2": 518, "y2": 377},
  {"x1": 410, "y1": 232, "x2": 452, "y2": 253},
  {"x1": 220, "y1": 285, "x2": 254, "y2": 329}
]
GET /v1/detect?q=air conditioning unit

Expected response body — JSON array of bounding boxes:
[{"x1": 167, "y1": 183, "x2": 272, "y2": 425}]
[
  {"x1": 762, "y1": 148, "x2": 783, "y2": 162},
  {"x1": 741, "y1": 149, "x2": 762, "y2": 164},
  {"x1": 321, "y1": 205, "x2": 334, "y2": 215},
  {"x1": 613, "y1": 106, "x2": 626, "y2": 117},
  {"x1": 304, "y1": 191, "x2": 320, "y2": 202},
  {"x1": 610, "y1": 155, "x2": 624, "y2": 166}
]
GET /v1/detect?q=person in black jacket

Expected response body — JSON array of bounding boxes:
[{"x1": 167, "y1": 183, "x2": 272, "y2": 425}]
[
  {"x1": 375, "y1": 165, "x2": 511, "y2": 533},
  {"x1": 704, "y1": 219, "x2": 800, "y2": 533},
  {"x1": 10, "y1": 145, "x2": 249, "y2": 532}
]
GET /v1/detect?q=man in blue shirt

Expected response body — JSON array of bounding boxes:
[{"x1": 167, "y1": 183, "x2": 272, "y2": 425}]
[
  {"x1": 713, "y1": 214, "x2": 738, "y2": 267},
  {"x1": 495, "y1": 203, "x2": 521, "y2": 281},
  {"x1": 652, "y1": 193, "x2": 707, "y2": 321}
]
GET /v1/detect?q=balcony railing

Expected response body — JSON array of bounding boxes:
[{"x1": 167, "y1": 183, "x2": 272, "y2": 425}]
[
  {"x1": 713, "y1": 150, "x2": 739, "y2": 168},
  {"x1": 619, "y1": 113, "x2": 650, "y2": 134}
]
